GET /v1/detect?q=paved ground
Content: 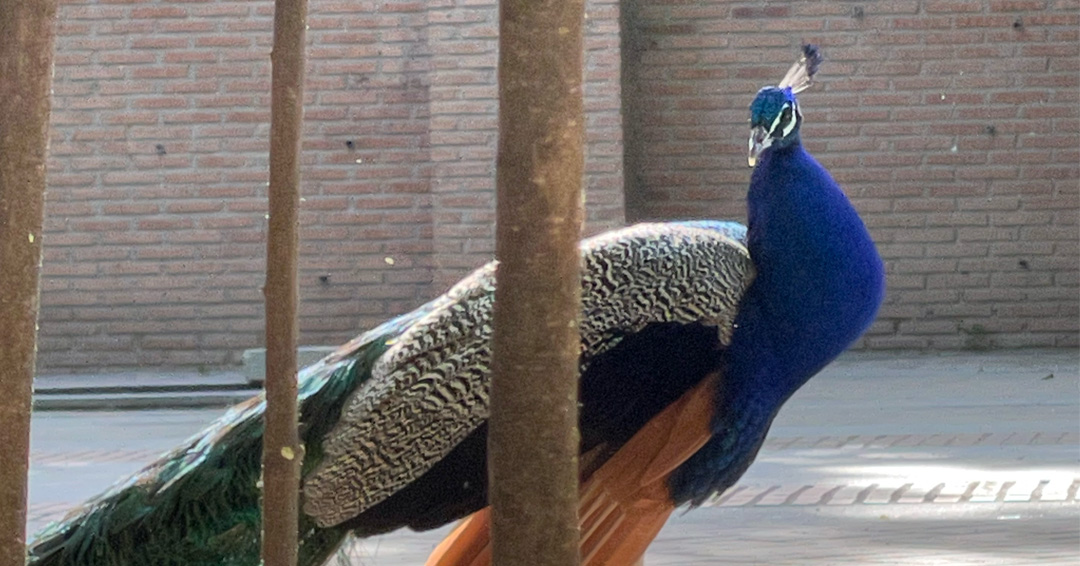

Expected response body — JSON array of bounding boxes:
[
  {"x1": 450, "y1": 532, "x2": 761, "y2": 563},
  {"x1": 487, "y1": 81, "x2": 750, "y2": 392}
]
[{"x1": 27, "y1": 350, "x2": 1080, "y2": 564}]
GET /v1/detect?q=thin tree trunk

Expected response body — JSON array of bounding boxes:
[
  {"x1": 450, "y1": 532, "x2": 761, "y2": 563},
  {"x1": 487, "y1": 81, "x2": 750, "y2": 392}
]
[
  {"x1": 0, "y1": 0, "x2": 58, "y2": 563},
  {"x1": 488, "y1": 0, "x2": 586, "y2": 563},
  {"x1": 262, "y1": 0, "x2": 308, "y2": 563}
]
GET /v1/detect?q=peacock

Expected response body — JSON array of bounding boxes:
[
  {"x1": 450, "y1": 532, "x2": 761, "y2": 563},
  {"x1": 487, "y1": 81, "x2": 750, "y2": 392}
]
[{"x1": 27, "y1": 45, "x2": 884, "y2": 566}]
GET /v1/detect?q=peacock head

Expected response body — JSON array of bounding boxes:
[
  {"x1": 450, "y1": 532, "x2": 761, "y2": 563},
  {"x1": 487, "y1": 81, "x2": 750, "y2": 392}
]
[
  {"x1": 748, "y1": 45, "x2": 823, "y2": 167},
  {"x1": 748, "y1": 87, "x2": 801, "y2": 166}
]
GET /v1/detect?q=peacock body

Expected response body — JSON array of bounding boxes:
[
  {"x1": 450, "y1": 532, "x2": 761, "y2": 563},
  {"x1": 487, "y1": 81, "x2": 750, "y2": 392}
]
[
  {"x1": 28, "y1": 45, "x2": 884, "y2": 566},
  {"x1": 28, "y1": 221, "x2": 753, "y2": 566}
]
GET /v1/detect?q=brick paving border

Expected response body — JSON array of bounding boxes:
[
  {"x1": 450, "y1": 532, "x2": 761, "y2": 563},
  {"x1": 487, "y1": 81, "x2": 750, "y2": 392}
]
[{"x1": 710, "y1": 478, "x2": 1080, "y2": 507}]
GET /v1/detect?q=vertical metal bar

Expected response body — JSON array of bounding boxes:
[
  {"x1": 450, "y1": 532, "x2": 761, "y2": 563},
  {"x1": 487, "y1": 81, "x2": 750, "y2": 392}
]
[
  {"x1": 488, "y1": 0, "x2": 585, "y2": 562},
  {"x1": 0, "y1": 0, "x2": 57, "y2": 563},
  {"x1": 262, "y1": 0, "x2": 308, "y2": 563}
]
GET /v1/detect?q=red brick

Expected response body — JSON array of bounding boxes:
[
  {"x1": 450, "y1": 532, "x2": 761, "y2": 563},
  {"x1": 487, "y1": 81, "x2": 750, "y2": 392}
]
[
  {"x1": 732, "y1": 6, "x2": 790, "y2": 18},
  {"x1": 925, "y1": 0, "x2": 984, "y2": 11},
  {"x1": 190, "y1": 3, "x2": 254, "y2": 17},
  {"x1": 130, "y1": 6, "x2": 188, "y2": 19},
  {"x1": 130, "y1": 36, "x2": 189, "y2": 50},
  {"x1": 991, "y1": 0, "x2": 1048, "y2": 9},
  {"x1": 131, "y1": 66, "x2": 190, "y2": 80},
  {"x1": 195, "y1": 36, "x2": 254, "y2": 48}
]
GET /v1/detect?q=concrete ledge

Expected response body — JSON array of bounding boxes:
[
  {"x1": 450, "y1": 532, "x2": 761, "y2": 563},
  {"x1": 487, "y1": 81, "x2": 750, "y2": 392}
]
[
  {"x1": 33, "y1": 390, "x2": 258, "y2": 411},
  {"x1": 241, "y1": 346, "x2": 337, "y2": 385},
  {"x1": 32, "y1": 370, "x2": 257, "y2": 411},
  {"x1": 34, "y1": 370, "x2": 249, "y2": 393}
]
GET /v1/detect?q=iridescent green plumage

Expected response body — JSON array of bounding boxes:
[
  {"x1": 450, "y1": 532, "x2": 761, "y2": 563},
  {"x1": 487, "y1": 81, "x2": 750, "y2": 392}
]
[{"x1": 27, "y1": 319, "x2": 402, "y2": 566}]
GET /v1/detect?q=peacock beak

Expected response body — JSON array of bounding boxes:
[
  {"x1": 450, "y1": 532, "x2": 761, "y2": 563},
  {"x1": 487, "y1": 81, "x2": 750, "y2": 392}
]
[{"x1": 748, "y1": 126, "x2": 770, "y2": 167}]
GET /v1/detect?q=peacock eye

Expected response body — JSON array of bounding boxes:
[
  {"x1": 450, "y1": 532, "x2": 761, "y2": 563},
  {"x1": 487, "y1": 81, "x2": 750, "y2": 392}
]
[{"x1": 777, "y1": 107, "x2": 792, "y2": 135}]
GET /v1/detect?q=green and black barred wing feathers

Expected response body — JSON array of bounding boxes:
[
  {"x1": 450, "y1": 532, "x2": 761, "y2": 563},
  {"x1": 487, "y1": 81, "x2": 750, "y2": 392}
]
[
  {"x1": 302, "y1": 221, "x2": 750, "y2": 528},
  {"x1": 27, "y1": 221, "x2": 752, "y2": 566}
]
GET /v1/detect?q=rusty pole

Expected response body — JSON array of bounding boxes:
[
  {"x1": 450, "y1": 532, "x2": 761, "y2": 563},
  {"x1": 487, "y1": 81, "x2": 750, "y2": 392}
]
[
  {"x1": 488, "y1": 0, "x2": 585, "y2": 562},
  {"x1": 262, "y1": 0, "x2": 308, "y2": 563},
  {"x1": 0, "y1": 0, "x2": 57, "y2": 563}
]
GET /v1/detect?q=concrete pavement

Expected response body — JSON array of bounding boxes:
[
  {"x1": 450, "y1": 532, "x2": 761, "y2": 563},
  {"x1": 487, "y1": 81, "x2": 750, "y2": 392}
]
[{"x1": 27, "y1": 350, "x2": 1080, "y2": 564}]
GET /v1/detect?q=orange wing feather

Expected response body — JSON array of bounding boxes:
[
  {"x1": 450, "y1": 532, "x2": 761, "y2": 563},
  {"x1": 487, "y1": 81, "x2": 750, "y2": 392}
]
[{"x1": 425, "y1": 374, "x2": 719, "y2": 566}]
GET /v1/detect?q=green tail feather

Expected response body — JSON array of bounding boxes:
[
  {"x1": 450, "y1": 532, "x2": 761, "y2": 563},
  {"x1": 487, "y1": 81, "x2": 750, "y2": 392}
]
[{"x1": 28, "y1": 334, "x2": 394, "y2": 566}]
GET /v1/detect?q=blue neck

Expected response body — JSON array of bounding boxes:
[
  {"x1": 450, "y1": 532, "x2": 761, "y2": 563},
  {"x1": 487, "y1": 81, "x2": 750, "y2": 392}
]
[
  {"x1": 669, "y1": 141, "x2": 884, "y2": 504},
  {"x1": 729, "y1": 141, "x2": 883, "y2": 400}
]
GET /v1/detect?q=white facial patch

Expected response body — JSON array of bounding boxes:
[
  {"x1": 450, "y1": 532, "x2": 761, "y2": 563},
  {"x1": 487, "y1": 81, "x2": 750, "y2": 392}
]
[
  {"x1": 781, "y1": 103, "x2": 798, "y2": 138},
  {"x1": 767, "y1": 104, "x2": 787, "y2": 138},
  {"x1": 766, "y1": 102, "x2": 800, "y2": 140}
]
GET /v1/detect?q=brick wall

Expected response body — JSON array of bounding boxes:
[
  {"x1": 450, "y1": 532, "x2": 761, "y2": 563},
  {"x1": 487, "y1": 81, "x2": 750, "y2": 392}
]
[
  {"x1": 623, "y1": 0, "x2": 1078, "y2": 350},
  {"x1": 425, "y1": 0, "x2": 625, "y2": 290},
  {"x1": 44, "y1": 0, "x2": 432, "y2": 368},
  {"x1": 39, "y1": 0, "x2": 1076, "y2": 371},
  {"x1": 41, "y1": 0, "x2": 623, "y2": 370}
]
